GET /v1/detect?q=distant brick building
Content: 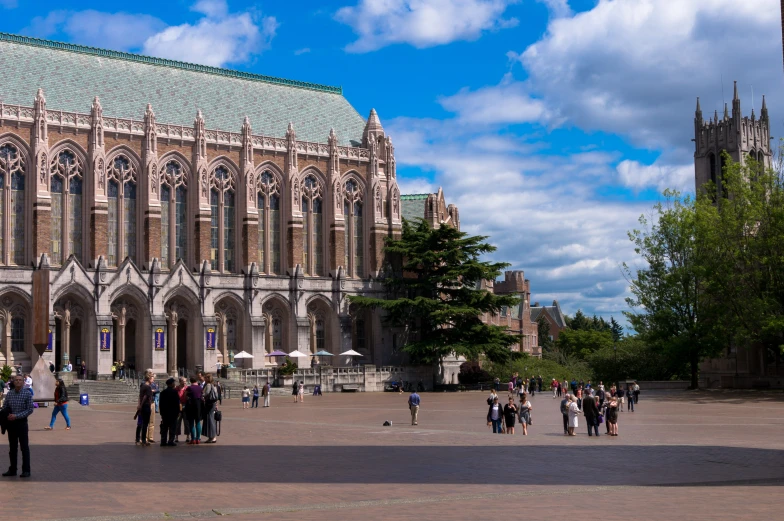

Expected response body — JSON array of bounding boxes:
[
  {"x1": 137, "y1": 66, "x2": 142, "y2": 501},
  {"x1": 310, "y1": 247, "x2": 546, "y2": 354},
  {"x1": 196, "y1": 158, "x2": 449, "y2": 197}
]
[
  {"x1": 481, "y1": 271, "x2": 540, "y2": 357},
  {"x1": 530, "y1": 301, "x2": 567, "y2": 342}
]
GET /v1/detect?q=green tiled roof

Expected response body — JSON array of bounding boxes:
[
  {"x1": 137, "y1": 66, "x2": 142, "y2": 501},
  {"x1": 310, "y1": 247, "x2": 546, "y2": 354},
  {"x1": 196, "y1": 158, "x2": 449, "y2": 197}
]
[
  {"x1": 400, "y1": 193, "x2": 430, "y2": 222},
  {"x1": 0, "y1": 33, "x2": 366, "y2": 146}
]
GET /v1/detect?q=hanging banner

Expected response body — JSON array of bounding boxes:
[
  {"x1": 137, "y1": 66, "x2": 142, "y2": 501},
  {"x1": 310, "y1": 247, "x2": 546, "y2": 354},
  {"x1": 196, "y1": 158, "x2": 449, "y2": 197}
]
[
  {"x1": 206, "y1": 327, "x2": 216, "y2": 350},
  {"x1": 46, "y1": 329, "x2": 53, "y2": 351},
  {"x1": 154, "y1": 328, "x2": 165, "y2": 351},
  {"x1": 100, "y1": 327, "x2": 111, "y2": 351}
]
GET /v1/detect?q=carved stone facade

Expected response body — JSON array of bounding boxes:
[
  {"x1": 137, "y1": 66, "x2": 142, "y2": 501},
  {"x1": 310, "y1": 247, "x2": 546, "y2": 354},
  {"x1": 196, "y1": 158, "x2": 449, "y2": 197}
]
[{"x1": 0, "y1": 36, "x2": 404, "y2": 376}]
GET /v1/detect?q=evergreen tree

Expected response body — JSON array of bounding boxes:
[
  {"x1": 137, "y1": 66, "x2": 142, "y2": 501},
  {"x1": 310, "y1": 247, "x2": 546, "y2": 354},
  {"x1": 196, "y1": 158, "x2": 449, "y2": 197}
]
[
  {"x1": 348, "y1": 219, "x2": 520, "y2": 377},
  {"x1": 537, "y1": 317, "x2": 555, "y2": 352},
  {"x1": 610, "y1": 317, "x2": 624, "y2": 342}
]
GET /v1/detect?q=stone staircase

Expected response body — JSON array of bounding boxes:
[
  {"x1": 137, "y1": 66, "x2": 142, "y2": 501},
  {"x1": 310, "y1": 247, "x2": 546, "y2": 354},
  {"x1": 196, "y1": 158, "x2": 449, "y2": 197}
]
[{"x1": 66, "y1": 379, "x2": 139, "y2": 405}]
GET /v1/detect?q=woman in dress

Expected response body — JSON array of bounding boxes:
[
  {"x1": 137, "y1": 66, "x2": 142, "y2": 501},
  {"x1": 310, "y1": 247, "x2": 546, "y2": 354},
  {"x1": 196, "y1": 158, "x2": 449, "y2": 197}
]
[
  {"x1": 486, "y1": 396, "x2": 504, "y2": 434},
  {"x1": 241, "y1": 385, "x2": 251, "y2": 409},
  {"x1": 567, "y1": 394, "x2": 580, "y2": 436},
  {"x1": 503, "y1": 397, "x2": 517, "y2": 435},
  {"x1": 606, "y1": 394, "x2": 619, "y2": 436},
  {"x1": 518, "y1": 393, "x2": 533, "y2": 435},
  {"x1": 201, "y1": 373, "x2": 218, "y2": 444},
  {"x1": 297, "y1": 381, "x2": 305, "y2": 403}
]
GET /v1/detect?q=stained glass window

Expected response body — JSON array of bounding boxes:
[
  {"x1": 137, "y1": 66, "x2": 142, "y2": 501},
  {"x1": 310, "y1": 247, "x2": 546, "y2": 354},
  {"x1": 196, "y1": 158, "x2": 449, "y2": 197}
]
[
  {"x1": 344, "y1": 201, "x2": 350, "y2": 270},
  {"x1": 257, "y1": 193, "x2": 265, "y2": 271},
  {"x1": 302, "y1": 197, "x2": 309, "y2": 270},
  {"x1": 68, "y1": 176, "x2": 83, "y2": 263},
  {"x1": 313, "y1": 198, "x2": 323, "y2": 276},
  {"x1": 270, "y1": 194, "x2": 280, "y2": 274},
  {"x1": 50, "y1": 175, "x2": 63, "y2": 265},
  {"x1": 124, "y1": 181, "x2": 136, "y2": 263},
  {"x1": 343, "y1": 179, "x2": 363, "y2": 278},
  {"x1": 175, "y1": 186, "x2": 187, "y2": 263},
  {"x1": 354, "y1": 202, "x2": 363, "y2": 278},
  {"x1": 272, "y1": 317, "x2": 282, "y2": 351},
  {"x1": 10, "y1": 317, "x2": 24, "y2": 352},
  {"x1": 0, "y1": 144, "x2": 25, "y2": 266},
  {"x1": 210, "y1": 189, "x2": 219, "y2": 271},
  {"x1": 160, "y1": 185, "x2": 170, "y2": 267},
  {"x1": 0, "y1": 171, "x2": 4, "y2": 259},
  {"x1": 224, "y1": 190, "x2": 235, "y2": 273},
  {"x1": 107, "y1": 180, "x2": 119, "y2": 266}
]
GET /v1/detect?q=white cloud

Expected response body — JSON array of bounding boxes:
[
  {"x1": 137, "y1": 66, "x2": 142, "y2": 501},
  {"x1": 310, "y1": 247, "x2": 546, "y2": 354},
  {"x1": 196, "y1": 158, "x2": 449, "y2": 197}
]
[
  {"x1": 535, "y1": 0, "x2": 571, "y2": 18},
  {"x1": 294, "y1": 47, "x2": 311, "y2": 55},
  {"x1": 335, "y1": 0, "x2": 519, "y2": 52},
  {"x1": 617, "y1": 160, "x2": 693, "y2": 193},
  {"x1": 25, "y1": 2, "x2": 278, "y2": 68}
]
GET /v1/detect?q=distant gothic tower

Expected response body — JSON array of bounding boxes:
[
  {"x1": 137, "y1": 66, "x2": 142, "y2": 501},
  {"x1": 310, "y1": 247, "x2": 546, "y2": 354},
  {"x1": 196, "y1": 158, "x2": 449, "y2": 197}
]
[{"x1": 694, "y1": 81, "x2": 771, "y2": 195}]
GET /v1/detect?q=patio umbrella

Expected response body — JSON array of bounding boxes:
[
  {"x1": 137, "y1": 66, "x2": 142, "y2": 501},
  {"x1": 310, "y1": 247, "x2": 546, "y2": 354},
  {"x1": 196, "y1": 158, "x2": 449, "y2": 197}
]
[
  {"x1": 339, "y1": 349, "x2": 363, "y2": 357},
  {"x1": 288, "y1": 350, "x2": 310, "y2": 358},
  {"x1": 313, "y1": 350, "x2": 333, "y2": 357},
  {"x1": 265, "y1": 350, "x2": 288, "y2": 357},
  {"x1": 234, "y1": 351, "x2": 254, "y2": 359}
]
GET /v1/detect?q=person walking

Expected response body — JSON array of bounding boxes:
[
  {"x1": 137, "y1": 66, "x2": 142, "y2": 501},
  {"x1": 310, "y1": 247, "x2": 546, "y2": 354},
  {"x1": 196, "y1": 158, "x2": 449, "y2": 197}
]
[
  {"x1": 560, "y1": 393, "x2": 570, "y2": 435},
  {"x1": 201, "y1": 374, "x2": 218, "y2": 443},
  {"x1": 536, "y1": 375, "x2": 543, "y2": 393},
  {"x1": 216, "y1": 381, "x2": 223, "y2": 405},
  {"x1": 552, "y1": 379, "x2": 559, "y2": 398},
  {"x1": 241, "y1": 385, "x2": 250, "y2": 409},
  {"x1": 297, "y1": 381, "x2": 305, "y2": 403},
  {"x1": 185, "y1": 376, "x2": 203, "y2": 444},
  {"x1": 135, "y1": 370, "x2": 154, "y2": 446},
  {"x1": 518, "y1": 393, "x2": 532, "y2": 435},
  {"x1": 45, "y1": 379, "x2": 71, "y2": 431},
  {"x1": 494, "y1": 377, "x2": 500, "y2": 392},
  {"x1": 146, "y1": 376, "x2": 159, "y2": 443},
  {"x1": 528, "y1": 376, "x2": 536, "y2": 397},
  {"x1": 1, "y1": 374, "x2": 33, "y2": 478},
  {"x1": 408, "y1": 389, "x2": 421, "y2": 426},
  {"x1": 251, "y1": 385, "x2": 260, "y2": 408},
  {"x1": 159, "y1": 378, "x2": 179, "y2": 447},
  {"x1": 503, "y1": 397, "x2": 517, "y2": 435},
  {"x1": 263, "y1": 381, "x2": 271, "y2": 407},
  {"x1": 487, "y1": 396, "x2": 504, "y2": 434},
  {"x1": 487, "y1": 388, "x2": 499, "y2": 406},
  {"x1": 633, "y1": 381, "x2": 640, "y2": 404},
  {"x1": 567, "y1": 395, "x2": 580, "y2": 436},
  {"x1": 583, "y1": 393, "x2": 600, "y2": 437}
]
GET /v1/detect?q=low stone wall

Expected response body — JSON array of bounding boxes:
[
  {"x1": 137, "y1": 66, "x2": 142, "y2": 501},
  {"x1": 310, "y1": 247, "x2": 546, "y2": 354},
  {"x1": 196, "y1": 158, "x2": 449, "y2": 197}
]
[
  {"x1": 636, "y1": 380, "x2": 690, "y2": 390},
  {"x1": 234, "y1": 365, "x2": 435, "y2": 392}
]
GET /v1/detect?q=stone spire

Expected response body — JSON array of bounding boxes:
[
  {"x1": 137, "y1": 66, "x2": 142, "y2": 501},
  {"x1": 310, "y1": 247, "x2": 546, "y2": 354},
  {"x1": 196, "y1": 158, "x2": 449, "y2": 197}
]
[
  {"x1": 193, "y1": 109, "x2": 208, "y2": 205},
  {"x1": 285, "y1": 121, "x2": 298, "y2": 174},
  {"x1": 362, "y1": 108, "x2": 385, "y2": 148},
  {"x1": 33, "y1": 88, "x2": 47, "y2": 146},
  {"x1": 328, "y1": 128, "x2": 339, "y2": 181},
  {"x1": 732, "y1": 80, "x2": 740, "y2": 120},
  {"x1": 695, "y1": 97, "x2": 702, "y2": 120},
  {"x1": 32, "y1": 88, "x2": 49, "y2": 195},
  {"x1": 761, "y1": 95, "x2": 768, "y2": 125},
  {"x1": 241, "y1": 116, "x2": 255, "y2": 208},
  {"x1": 723, "y1": 103, "x2": 729, "y2": 121},
  {"x1": 90, "y1": 96, "x2": 104, "y2": 149}
]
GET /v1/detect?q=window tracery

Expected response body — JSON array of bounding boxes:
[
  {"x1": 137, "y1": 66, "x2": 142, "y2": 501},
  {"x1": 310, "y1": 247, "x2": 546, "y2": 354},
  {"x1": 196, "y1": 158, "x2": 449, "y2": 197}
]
[
  {"x1": 0, "y1": 143, "x2": 25, "y2": 265},
  {"x1": 106, "y1": 154, "x2": 138, "y2": 266},
  {"x1": 257, "y1": 170, "x2": 281, "y2": 274},
  {"x1": 209, "y1": 165, "x2": 237, "y2": 273},
  {"x1": 50, "y1": 149, "x2": 84, "y2": 265},
  {"x1": 160, "y1": 160, "x2": 187, "y2": 268},
  {"x1": 343, "y1": 179, "x2": 364, "y2": 278},
  {"x1": 301, "y1": 174, "x2": 323, "y2": 276}
]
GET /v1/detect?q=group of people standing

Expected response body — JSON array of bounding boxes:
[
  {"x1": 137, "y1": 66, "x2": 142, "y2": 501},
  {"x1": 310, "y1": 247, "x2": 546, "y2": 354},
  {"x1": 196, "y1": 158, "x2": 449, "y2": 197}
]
[
  {"x1": 486, "y1": 388, "x2": 533, "y2": 435},
  {"x1": 241, "y1": 383, "x2": 271, "y2": 408},
  {"x1": 135, "y1": 370, "x2": 220, "y2": 447},
  {"x1": 560, "y1": 383, "x2": 638, "y2": 437}
]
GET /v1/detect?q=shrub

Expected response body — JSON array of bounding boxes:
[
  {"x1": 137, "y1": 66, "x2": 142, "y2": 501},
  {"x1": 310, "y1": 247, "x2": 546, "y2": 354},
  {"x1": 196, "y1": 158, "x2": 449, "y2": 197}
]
[{"x1": 457, "y1": 361, "x2": 492, "y2": 385}]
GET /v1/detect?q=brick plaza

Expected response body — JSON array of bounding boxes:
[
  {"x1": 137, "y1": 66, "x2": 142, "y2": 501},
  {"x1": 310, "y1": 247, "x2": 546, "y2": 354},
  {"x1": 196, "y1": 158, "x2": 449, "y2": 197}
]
[{"x1": 4, "y1": 390, "x2": 784, "y2": 520}]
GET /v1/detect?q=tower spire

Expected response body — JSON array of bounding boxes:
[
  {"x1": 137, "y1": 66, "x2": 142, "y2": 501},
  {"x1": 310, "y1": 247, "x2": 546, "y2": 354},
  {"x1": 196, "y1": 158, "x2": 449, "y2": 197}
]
[
  {"x1": 723, "y1": 103, "x2": 729, "y2": 121},
  {"x1": 761, "y1": 95, "x2": 769, "y2": 124},
  {"x1": 695, "y1": 97, "x2": 702, "y2": 118},
  {"x1": 732, "y1": 80, "x2": 740, "y2": 119}
]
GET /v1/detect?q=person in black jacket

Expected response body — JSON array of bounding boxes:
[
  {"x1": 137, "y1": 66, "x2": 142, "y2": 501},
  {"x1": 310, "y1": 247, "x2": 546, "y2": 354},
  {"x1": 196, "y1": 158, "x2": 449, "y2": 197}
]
[
  {"x1": 158, "y1": 378, "x2": 180, "y2": 447},
  {"x1": 583, "y1": 394, "x2": 600, "y2": 436}
]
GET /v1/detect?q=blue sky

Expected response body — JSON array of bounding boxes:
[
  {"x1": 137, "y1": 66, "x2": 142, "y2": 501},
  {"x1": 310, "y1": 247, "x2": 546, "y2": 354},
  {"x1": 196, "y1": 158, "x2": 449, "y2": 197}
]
[{"x1": 1, "y1": 0, "x2": 781, "y2": 324}]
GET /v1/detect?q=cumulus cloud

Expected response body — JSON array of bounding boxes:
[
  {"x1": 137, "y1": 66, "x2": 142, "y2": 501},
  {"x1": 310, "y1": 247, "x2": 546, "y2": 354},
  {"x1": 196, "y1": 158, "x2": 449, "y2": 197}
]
[
  {"x1": 617, "y1": 160, "x2": 693, "y2": 193},
  {"x1": 25, "y1": 1, "x2": 278, "y2": 67},
  {"x1": 335, "y1": 0, "x2": 519, "y2": 52},
  {"x1": 535, "y1": 0, "x2": 571, "y2": 18}
]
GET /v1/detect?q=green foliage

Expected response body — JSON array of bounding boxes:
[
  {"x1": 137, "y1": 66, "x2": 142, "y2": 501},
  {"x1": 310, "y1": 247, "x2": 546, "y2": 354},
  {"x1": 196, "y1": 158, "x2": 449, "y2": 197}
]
[
  {"x1": 277, "y1": 357, "x2": 298, "y2": 376},
  {"x1": 587, "y1": 336, "x2": 686, "y2": 383},
  {"x1": 0, "y1": 364, "x2": 12, "y2": 382},
  {"x1": 349, "y1": 218, "x2": 520, "y2": 369},
  {"x1": 610, "y1": 317, "x2": 624, "y2": 342},
  {"x1": 556, "y1": 329, "x2": 614, "y2": 361},
  {"x1": 487, "y1": 354, "x2": 592, "y2": 386},
  {"x1": 537, "y1": 317, "x2": 555, "y2": 353}
]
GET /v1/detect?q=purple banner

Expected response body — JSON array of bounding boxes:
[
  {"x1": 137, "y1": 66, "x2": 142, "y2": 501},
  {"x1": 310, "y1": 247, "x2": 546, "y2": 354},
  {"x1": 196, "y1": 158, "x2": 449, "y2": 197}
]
[
  {"x1": 154, "y1": 328, "x2": 165, "y2": 351},
  {"x1": 206, "y1": 327, "x2": 216, "y2": 350},
  {"x1": 100, "y1": 327, "x2": 111, "y2": 351},
  {"x1": 47, "y1": 329, "x2": 53, "y2": 351}
]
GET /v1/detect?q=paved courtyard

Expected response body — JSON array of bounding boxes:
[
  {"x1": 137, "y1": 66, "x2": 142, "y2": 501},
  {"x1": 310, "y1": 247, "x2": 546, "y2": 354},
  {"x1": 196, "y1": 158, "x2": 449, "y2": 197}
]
[{"x1": 3, "y1": 389, "x2": 784, "y2": 520}]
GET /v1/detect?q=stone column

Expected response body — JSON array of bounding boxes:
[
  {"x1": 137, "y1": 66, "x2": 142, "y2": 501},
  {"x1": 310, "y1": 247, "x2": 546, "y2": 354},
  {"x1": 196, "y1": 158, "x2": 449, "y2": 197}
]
[
  {"x1": 2, "y1": 314, "x2": 11, "y2": 365},
  {"x1": 31, "y1": 89, "x2": 51, "y2": 263},
  {"x1": 88, "y1": 97, "x2": 108, "y2": 264},
  {"x1": 251, "y1": 317, "x2": 265, "y2": 369},
  {"x1": 142, "y1": 104, "x2": 161, "y2": 265},
  {"x1": 168, "y1": 318, "x2": 177, "y2": 375}
]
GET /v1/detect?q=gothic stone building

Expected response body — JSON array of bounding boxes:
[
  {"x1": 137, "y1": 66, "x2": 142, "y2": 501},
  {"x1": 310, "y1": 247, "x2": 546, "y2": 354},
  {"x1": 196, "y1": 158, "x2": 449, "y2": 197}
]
[
  {"x1": 694, "y1": 82, "x2": 778, "y2": 386},
  {"x1": 0, "y1": 33, "x2": 405, "y2": 378}
]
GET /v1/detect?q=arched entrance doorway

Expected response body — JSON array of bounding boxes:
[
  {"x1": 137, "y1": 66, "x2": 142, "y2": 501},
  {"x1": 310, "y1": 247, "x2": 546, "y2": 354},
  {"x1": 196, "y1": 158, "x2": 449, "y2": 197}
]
[
  {"x1": 111, "y1": 292, "x2": 149, "y2": 373},
  {"x1": 165, "y1": 295, "x2": 202, "y2": 374},
  {"x1": 349, "y1": 304, "x2": 373, "y2": 364},
  {"x1": 0, "y1": 291, "x2": 32, "y2": 371},
  {"x1": 262, "y1": 296, "x2": 290, "y2": 366},
  {"x1": 53, "y1": 295, "x2": 94, "y2": 377},
  {"x1": 306, "y1": 297, "x2": 338, "y2": 366},
  {"x1": 214, "y1": 294, "x2": 249, "y2": 368}
]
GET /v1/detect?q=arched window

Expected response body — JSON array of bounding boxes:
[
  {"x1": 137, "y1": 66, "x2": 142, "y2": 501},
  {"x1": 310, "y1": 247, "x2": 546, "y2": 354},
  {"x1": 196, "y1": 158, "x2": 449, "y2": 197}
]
[
  {"x1": 209, "y1": 165, "x2": 236, "y2": 273},
  {"x1": 343, "y1": 179, "x2": 364, "y2": 278},
  {"x1": 708, "y1": 153, "x2": 717, "y2": 186},
  {"x1": 301, "y1": 175, "x2": 323, "y2": 276},
  {"x1": 0, "y1": 143, "x2": 25, "y2": 265},
  {"x1": 106, "y1": 155, "x2": 137, "y2": 266},
  {"x1": 50, "y1": 150, "x2": 84, "y2": 265},
  {"x1": 160, "y1": 160, "x2": 187, "y2": 269},
  {"x1": 257, "y1": 171, "x2": 281, "y2": 274},
  {"x1": 315, "y1": 318, "x2": 325, "y2": 352},
  {"x1": 11, "y1": 316, "x2": 24, "y2": 352}
]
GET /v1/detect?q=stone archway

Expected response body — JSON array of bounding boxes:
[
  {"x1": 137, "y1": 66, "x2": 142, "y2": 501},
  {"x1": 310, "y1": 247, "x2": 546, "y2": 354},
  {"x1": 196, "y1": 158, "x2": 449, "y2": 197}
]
[
  {"x1": 111, "y1": 292, "x2": 150, "y2": 373},
  {"x1": 307, "y1": 297, "x2": 339, "y2": 365},
  {"x1": 262, "y1": 296, "x2": 290, "y2": 366},
  {"x1": 164, "y1": 296, "x2": 201, "y2": 374},
  {"x1": 54, "y1": 295, "x2": 95, "y2": 376},
  {"x1": 0, "y1": 291, "x2": 32, "y2": 371},
  {"x1": 214, "y1": 294, "x2": 249, "y2": 368}
]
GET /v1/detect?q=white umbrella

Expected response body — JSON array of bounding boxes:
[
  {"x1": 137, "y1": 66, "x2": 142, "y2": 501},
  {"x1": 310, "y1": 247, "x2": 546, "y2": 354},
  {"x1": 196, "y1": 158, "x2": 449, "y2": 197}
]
[
  {"x1": 339, "y1": 349, "x2": 363, "y2": 357},
  {"x1": 234, "y1": 351, "x2": 254, "y2": 359},
  {"x1": 288, "y1": 350, "x2": 310, "y2": 358}
]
